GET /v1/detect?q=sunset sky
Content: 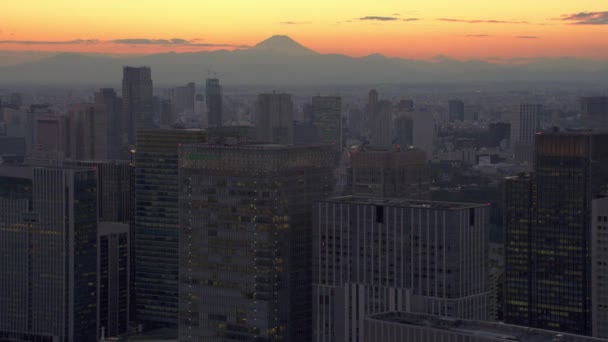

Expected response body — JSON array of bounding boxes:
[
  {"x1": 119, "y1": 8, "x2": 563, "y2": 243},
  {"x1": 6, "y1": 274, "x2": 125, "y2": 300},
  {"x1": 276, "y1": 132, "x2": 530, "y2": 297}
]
[{"x1": 1, "y1": 0, "x2": 607, "y2": 61}]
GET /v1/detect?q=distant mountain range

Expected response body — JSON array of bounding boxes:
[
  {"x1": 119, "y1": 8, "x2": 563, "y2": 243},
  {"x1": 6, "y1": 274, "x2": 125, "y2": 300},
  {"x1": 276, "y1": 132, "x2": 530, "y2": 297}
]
[{"x1": 0, "y1": 35, "x2": 607, "y2": 85}]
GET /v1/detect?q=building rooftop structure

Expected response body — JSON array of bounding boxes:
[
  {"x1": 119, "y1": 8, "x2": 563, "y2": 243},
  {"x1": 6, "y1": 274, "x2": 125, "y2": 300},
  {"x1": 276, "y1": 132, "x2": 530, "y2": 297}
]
[
  {"x1": 321, "y1": 195, "x2": 487, "y2": 210},
  {"x1": 365, "y1": 312, "x2": 607, "y2": 342}
]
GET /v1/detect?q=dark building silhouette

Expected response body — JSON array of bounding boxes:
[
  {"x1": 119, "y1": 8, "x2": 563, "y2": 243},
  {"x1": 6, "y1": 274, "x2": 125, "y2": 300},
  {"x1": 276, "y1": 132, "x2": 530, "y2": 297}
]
[
  {"x1": 0, "y1": 165, "x2": 98, "y2": 342},
  {"x1": 449, "y1": 100, "x2": 465, "y2": 122},
  {"x1": 206, "y1": 78, "x2": 223, "y2": 128},
  {"x1": 312, "y1": 95, "x2": 342, "y2": 148},
  {"x1": 95, "y1": 88, "x2": 123, "y2": 160},
  {"x1": 580, "y1": 96, "x2": 608, "y2": 128},
  {"x1": 178, "y1": 143, "x2": 334, "y2": 342},
  {"x1": 255, "y1": 93, "x2": 294, "y2": 144},
  {"x1": 133, "y1": 129, "x2": 206, "y2": 331},
  {"x1": 488, "y1": 122, "x2": 511, "y2": 147},
  {"x1": 122, "y1": 67, "x2": 153, "y2": 146},
  {"x1": 504, "y1": 130, "x2": 608, "y2": 335}
]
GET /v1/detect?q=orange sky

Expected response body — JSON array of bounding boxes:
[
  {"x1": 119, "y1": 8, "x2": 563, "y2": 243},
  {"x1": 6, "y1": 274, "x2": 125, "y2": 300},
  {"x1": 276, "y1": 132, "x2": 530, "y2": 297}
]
[{"x1": 1, "y1": 0, "x2": 607, "y2": 60}]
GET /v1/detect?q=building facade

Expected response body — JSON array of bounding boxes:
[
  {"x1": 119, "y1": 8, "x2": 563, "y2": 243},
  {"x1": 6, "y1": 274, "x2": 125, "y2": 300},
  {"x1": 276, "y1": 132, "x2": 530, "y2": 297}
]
[
  {"x1": 255, "y1": 93, "x2": 294, "y2": 144},
  {"x1": 206, "y1": 78, "x2": 223, "y2": 128},
  {"x1": 511, "y1": 103, "x2": 541, "y2": 163},
  {"x1": 122, "y1": 66, "x2": 154, "y2": 145},
  {"x1": 98, "y1": 222, "x2": 130, "y2": 339},
  {"x1": 0, "y1": 166, "x2": 98, "y2": 342},
  {"x1": 504, "y1": 131, "x2": 608, "y2": 335},
  {"x1": 363, "y1": 312, "x2": 607, "y2": 342},
  {"x1": 592, "y1": 196, "x2": 608, "y2": 339},
  {"x1": 313, "y1": 196, "x2": 495, "y2": 342},
  {"x1": 133, "y1": 129, "x2": 206, "y2": 330},
  {"x1": 178, "y1": 143, "x2": 334, "y2": 342},
  {"x1": 448, "y1": 100, "x2": 465, "y2": 122},
  {"x1": 312, "y1": 95, "x2": 342, "y2": 148},
  {"x1": 350, "y1": 147, "x2": 430, "y2": 199}
]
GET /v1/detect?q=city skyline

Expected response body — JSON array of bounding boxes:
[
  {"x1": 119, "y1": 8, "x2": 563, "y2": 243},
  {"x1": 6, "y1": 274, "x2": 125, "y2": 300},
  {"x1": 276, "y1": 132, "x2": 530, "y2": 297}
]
[{"x1": 1, "y1": 1, "x2": 608, "y2": 62}]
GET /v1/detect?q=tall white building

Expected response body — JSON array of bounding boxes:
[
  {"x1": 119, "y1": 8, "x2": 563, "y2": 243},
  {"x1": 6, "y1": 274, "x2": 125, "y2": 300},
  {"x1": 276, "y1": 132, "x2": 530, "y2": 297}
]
[
  {"x1": 592, "y1": 196, "x2": 608, "y2": 339},
  {"x1": 312, "y1": 196, "x2": 495, "y2": 342}
]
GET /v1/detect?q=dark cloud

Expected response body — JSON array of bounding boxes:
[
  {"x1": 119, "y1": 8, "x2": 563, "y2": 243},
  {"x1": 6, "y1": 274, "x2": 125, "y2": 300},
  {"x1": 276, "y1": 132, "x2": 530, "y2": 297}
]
[
  {"x1": 465, "y1": 34, "x2": 491, "y2": 37},
  {"x1": 0, "y1": 39, "x2": 99, "y2": 45},
  {"x1": 559, "y1": 11, "x2": 608, "y2": 25},
  {"x1": 0, "y1": 38, "x2": 249, "y2": 48},
  {"x1": 516, "y1": 35, "x2": 539, "y2": 39},
  {"x1": 357, "y1": 16, "x2": 419, "y2": 22},
  {"x1": 439, "y1": 18, "x2": 529, "y2": 24},
  {"x1": 279, "y1": 21, "x2": 311, "y2": 25},
  {"x1": 111, "y1": 38, "x2": 190, "y2": 45}
]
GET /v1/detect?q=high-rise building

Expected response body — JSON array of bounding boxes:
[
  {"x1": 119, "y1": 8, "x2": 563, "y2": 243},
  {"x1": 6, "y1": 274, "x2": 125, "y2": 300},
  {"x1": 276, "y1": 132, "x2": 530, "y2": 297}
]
[
  {"x1": 449, "y1": 100, "x2": 465, "y2": 122},
  {"x1": 133, "y1": 129, "x2": 206, "y2": 330},
  {"x1": 364, "y1": 312, "x2": 607, "y2": 342},
  {"x1": 394, "y1": 114, "x2": 414, "y2": 148},
  {"x1": 159, "y1": 99, "x2": 175, "y2": 128},
  {"x1": 64, "y1": 160, "x2": 133, "y2": 223},
  {"x1": 580, "y1": 97, "x2": 608, "y2": 130},
  {"x1": 313, "y1": 196, "x2": 495, "y2": 342},
  {"x1": 206, "y1": 78, "x2": 223, "y2": 128},
  {"x1": 592, "y1": 196, "x2": 608, "y2": 339},
  {"x1": 312, "y1": 95, "x2": 342, "y2": 148},
  {"x1": 122, "y1": 66, "x2": 154, "y2": 145},
  {"x1": 178, "y1": 143, "x2": 334, "y2": 342},
  {"x1": 511, "y1": 103, "x2": 541, "y2": 163},
  {"x1": 98, "y1": 222, "x2": 130, "y2": 339},
  {"x1": 0, "y1": 165, "x2": 98, "y2": 342},
  {"x1": 95, "y1": 88, "x2": 123, "y2": 160},
  {"x1": 488, "y1": 122, "x2": 511, "y2": 147},
  {"x1": 412, "y1": 109, "x2": 435, "y2": 159},
  {"x1": 67, "y1": 103, "x2": 96, "y2": 160},
  {"x1": 33, "y1": 113, "x2": 69, "y2": 157},
  {"x1": 350, "y1": 147, "x2": 430, "y2": 199},
  {"x1": 168, "y1": 82, "x2": 195, "y2": 115},
  {"x1": 504, "y1": 131, "x2": 608, "y2": 335},
  {"x1": 255, "y1": 93, "x2": 294, "y2": 144},
  {"x1": 367, "y1": 90, "x2": 392, "y2": 148}
]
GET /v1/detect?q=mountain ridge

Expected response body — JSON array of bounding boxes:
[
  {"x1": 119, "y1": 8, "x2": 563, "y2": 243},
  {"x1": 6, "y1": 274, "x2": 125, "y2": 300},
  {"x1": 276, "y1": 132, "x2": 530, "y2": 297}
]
[{"x1": 0, "y1": 35, "x2": 607, "y2": 85}]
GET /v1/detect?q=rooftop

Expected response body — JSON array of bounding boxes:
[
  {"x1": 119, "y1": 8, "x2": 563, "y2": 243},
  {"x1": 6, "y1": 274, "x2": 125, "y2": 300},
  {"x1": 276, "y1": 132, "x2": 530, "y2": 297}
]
[
  {"x1": 366, "y1": 312, "x2": 605, "y2": 342},
  {"x1": 322, "y1": 196, "x2": 487, "y2": 210}
]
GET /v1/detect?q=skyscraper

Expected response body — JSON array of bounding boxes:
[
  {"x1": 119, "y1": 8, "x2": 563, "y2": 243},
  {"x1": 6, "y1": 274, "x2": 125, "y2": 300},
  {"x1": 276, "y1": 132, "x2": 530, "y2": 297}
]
[
  {"x1": 0, "y1": 165, "x2": 98, "y2": 342},
  {"x1": 504, "y1": 130, "x2": 608, "y2": 335},
  {"x1": 178, "y1": 143, "x2": 334, "y2": 342},
  {"x1": 133, "y1": 129, "x2": 206, "y2": 330},
  {"x1": 412, "y1": 109, "x2": 435, "y2": 159},
  {"x1": 592, "y1": 196, "x2": 608, "y2": 339},
  {"x1": 511, "y1": 103, "x2": 541, "y2": 163},
  {"x1": 350, "y1": 147, "x2": 430, "y2": 199},
  {"x1": 394, "y1": 113, "x2": 414, "y2": 148},
  {"x1": 64, "y1": 160, "x2": 133, "y2": 223},
  {"x1": 168, "y1": 82, "x2": 195, "y2": 115},
  {"x1": 367, "y1": 89, "x2": 392, "y2": 148},
  {"x1": 312, "y1": 95, "x2": 342, "y2": 148},
  {"x1": 449, "y1": 100, "x2": 465, "y2": 122},
  {"x1": 67, "y1": 103, "x2": 96, "y2": 160},
  {"x1": 122, "y1": 66, "x2": 153, "y2": 145},
  {"x1": 95, "y1": 88, "x2": 123, "y2": 160},
  {"x1": 98, "y1": 222, "x2": 130, "y2": 339},
  {"x1": 255, "y1": 93, "x2": 294, "y2": 144},
  {"x1": 206, "y1": 78, "x2": 223, "y2": 128},
  {"x1": 313, "y1": 196, "x2": 495, "y2": 342}
]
